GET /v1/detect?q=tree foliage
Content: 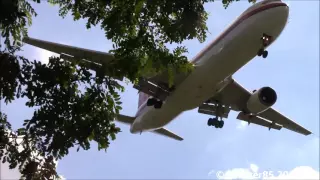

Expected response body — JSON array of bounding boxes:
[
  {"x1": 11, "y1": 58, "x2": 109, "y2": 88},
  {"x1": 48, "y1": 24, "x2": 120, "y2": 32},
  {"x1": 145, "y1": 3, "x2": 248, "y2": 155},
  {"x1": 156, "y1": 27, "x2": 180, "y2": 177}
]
[{"x1": 0, "y1": 0, "x2": 254, "y2": 179}]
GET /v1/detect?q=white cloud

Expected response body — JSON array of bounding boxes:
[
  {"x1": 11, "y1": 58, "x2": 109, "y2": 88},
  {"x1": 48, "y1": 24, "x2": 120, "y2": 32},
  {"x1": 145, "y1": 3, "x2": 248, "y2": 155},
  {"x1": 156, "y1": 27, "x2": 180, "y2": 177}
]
[
  {"x1": 221, "y1": 167, "x2": 258, "y2": 179},
  {"x1": 250, "y1": 163, "x2": 259, "y2": 173},
  {"x1": 236, "y1": 121, "x2": 248, "y2": 130},
  {"x1": 264, "y1": 166, "x2": 319, "y2": 180},
  {"x1": 209, "y1": 164, "x2": 319, "y2": 180}
]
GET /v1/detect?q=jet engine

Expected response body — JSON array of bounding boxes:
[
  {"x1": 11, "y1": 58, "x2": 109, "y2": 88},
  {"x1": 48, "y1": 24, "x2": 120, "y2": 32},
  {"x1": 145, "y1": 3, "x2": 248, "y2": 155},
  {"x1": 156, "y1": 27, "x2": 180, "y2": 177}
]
[{"x1": 246, "y1": 87, "x2": 277, "y2": 114}]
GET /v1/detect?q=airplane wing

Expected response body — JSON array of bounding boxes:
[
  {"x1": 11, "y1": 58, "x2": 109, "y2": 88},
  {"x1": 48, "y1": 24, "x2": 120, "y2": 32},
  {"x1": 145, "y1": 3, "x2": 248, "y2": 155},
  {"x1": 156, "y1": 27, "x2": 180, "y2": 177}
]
[
  {"x1": 23, "y1": 37, "x2": 115, "y2": 65},
  {"x1": 198, "y1": 79, "x2": 312, "y2": 135},
  {"x1": 23, "y1": 37, "x2": 190, "y2": 96},
  {"x1": 22, "y1": 37, "x2": 125, "y2": 79}
]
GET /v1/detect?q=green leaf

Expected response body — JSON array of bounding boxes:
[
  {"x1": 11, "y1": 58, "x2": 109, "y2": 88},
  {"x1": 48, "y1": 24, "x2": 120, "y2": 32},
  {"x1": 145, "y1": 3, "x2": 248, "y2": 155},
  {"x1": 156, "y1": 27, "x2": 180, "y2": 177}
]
[
  {"x1": 115, "y1": 106, "x2": 122, "y2": 110},
  {"x1": 88, "y1": 131, "x2": 94, "y2": 141},
  {"x1": 110, "y1": 133, "x2": 116, "y2": 140},
  {"x1": 115, "y1": 101, "x2": 122, "y2": 105},
  {"x1": 73, "y1": 11, "x2": 81, "y2": 21},
  {"x1": 17, "y1": 128, "x2": 26, "y2": 136}
]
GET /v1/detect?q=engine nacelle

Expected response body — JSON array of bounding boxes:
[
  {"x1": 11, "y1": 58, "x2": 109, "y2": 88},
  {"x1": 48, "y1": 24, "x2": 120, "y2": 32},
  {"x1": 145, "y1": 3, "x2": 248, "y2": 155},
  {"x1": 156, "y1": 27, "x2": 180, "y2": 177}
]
[{"x1": 247, "y1": 87, "x2": 277, "y2": 114}]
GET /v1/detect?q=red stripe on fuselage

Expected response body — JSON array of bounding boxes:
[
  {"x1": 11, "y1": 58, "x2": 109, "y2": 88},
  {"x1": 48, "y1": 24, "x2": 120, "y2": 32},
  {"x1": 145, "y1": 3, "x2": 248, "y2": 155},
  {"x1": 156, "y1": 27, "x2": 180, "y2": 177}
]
[{"x1": 190, "y1": 2, "x2": 287, "y2": 64}]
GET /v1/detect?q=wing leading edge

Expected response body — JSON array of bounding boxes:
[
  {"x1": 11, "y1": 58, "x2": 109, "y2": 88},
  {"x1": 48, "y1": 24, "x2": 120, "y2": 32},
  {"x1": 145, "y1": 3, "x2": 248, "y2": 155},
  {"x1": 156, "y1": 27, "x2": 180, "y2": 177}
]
[{"x1": 23, "y1": 37, "x2": 115, "y2": 65}]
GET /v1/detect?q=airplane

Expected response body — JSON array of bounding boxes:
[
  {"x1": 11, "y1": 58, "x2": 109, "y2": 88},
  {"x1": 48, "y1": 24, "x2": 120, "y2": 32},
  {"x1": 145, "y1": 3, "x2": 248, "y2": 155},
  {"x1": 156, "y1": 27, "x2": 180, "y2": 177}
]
[{"x1": 22, "y1": 0, "x2": 312, "y2": 141}]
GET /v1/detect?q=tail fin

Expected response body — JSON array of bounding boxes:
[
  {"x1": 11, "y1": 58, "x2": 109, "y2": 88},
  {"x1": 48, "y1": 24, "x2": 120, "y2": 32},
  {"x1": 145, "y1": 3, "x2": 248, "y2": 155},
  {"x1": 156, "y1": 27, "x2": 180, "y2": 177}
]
[{"x1": 138, "y1": 92, "x2": 150, "y2": 109}]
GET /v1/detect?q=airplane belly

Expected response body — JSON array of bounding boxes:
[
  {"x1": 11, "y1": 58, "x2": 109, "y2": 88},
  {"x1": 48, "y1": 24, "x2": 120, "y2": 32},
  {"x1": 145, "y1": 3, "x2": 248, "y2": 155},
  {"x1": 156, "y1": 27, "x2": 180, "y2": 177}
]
[
  {"x1": 131, "y1": 6, "x2": 289, "y2": 134},
  {"x1": 166, "y1": 6, "x2": 289, "y2": 110}
]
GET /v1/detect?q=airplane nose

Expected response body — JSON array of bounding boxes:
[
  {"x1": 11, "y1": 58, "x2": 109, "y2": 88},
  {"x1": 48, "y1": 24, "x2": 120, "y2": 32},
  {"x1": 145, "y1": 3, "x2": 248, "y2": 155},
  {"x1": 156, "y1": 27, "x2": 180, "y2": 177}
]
[
  {"x1": 281, "y1": 1, "x2": 289, "y2": 7},
  {"x1": 261, "y1": 0, "x2": 289, "y2": 8},
  {"x1": 262, "y1": 0, "x2": 286, "y2": 5}
]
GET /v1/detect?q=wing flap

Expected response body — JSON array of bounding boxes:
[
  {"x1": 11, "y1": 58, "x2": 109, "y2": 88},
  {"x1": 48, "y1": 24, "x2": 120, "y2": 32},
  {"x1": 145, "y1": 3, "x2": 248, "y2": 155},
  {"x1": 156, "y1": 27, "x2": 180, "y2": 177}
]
[
  {"x1": 60, "y1": 53, "x2": 123, "y2": 80},
  {"x1": 237, "y1": 112, "x2": 283, "y2": 130},
  {"x1": 198, "y1": 104, "x2": 230, "y2": 118},
  {"x1": 258, "y1": 109, "x2": 312, "y2": 135},
  {"x1": 207, "y1": 79, "x2": 250, "y2": 111},
  {"x1": 133, "y1": 68, "x2": 191, "y2": 101},
  {"x1": 147, "y1": 69, "x2": 191, "y2": 88},
  {"x1": 60, "y1": 53, "x2": 102, "y2": 70}
]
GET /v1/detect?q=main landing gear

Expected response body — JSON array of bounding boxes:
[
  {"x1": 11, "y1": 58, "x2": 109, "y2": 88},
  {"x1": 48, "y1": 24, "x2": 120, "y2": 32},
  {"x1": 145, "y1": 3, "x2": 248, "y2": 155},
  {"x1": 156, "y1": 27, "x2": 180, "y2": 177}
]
[
  {"x1": 206, "y1": 101, "x2": 225, "y2": 128},
  {"x1": 207, "y1": 117, "x2": 224, "y2": 128},
  {"x1": 147, "y1": 98, "x2": 163, "y2": 109},
  {"x1": 257, "y1": 33, "x2": 272, "y2": 59}
]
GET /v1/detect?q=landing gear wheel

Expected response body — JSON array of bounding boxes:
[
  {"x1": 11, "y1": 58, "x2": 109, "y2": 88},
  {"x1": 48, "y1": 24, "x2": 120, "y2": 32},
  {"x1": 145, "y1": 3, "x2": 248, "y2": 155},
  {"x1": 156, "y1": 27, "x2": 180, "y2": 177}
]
[
  {"x1": 262, "y1": 50, "x2": 268, "y2": 58},
  {"x1": 207, "y1": 118, "x2": 214, "y2": 126},
  {"x1": 208, "y1": 118, "x2": 225, "y2": 128},
  {"x1": 257, "y1": 48, "x2": 264, "y2": 56},
  {"x1": 214, "y1": 122, "x2": 219, "y2": 128},
  {"x1": 218, "y1": 120, "x2": 224, "y2": 128},
  {"x1": 147, "y1": 98, "x2": 157, "y2": 106},
  {"x1": 154, "y1": 101, "x2": 163, "y2": 109}
]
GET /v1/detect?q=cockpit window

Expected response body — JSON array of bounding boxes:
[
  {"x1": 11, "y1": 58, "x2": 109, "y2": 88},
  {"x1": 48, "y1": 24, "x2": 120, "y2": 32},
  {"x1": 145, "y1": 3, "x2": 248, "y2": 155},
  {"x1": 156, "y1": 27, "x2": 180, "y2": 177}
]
[
  {"x1": 241, "y1": 0, "x2": 281, "y2": 17},
  {"x1": 262, "y1": 0, "x2": 281, "y2": 4},
  {"x1": 241, "y1": 3, "x2": 260, "y2": 16}
]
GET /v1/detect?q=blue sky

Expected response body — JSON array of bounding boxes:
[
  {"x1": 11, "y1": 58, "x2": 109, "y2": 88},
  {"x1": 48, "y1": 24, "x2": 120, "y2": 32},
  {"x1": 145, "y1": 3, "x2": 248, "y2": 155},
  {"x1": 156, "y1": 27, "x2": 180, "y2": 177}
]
[{"x1": 1, "y1": 0, "x2": 319, "y2": 179}]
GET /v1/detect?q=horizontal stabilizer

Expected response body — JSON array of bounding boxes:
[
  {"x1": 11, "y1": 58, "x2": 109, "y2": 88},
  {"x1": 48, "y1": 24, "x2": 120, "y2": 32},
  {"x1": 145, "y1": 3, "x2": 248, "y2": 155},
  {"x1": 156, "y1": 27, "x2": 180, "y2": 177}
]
[
  {"x1": 116, "y1": 114, "x2": 135, "y2": 124},
  {"x1": 115, "y1": 114, "x2": 183, "y2": 141},
  {"x1": 153, "y1": 128, "x2": 184, "y2": 141},
  {"x1": 237, "y1": 112, "x2": 283, "y2": 130}
]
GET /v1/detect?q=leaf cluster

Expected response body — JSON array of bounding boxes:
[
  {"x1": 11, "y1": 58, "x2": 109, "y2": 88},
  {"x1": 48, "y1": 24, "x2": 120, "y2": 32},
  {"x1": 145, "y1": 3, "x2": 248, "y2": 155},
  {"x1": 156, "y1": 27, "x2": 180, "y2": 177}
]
[
  {"x1": 0, "y1": 51, "x2": 122, "y2": 179},
  {"x1": 0, "y1": 0, "x2": 37, "y2": 50},
  {"x1": 50, "y1": 0, "x2": 217, "y2": 81}
]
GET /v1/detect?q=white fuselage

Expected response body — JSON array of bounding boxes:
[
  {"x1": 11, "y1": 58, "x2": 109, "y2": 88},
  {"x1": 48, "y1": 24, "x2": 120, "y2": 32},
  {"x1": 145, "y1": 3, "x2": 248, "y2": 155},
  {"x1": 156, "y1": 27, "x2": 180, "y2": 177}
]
[{"x1": 130, "y1": 0, "x2": 289, "y2": 134}]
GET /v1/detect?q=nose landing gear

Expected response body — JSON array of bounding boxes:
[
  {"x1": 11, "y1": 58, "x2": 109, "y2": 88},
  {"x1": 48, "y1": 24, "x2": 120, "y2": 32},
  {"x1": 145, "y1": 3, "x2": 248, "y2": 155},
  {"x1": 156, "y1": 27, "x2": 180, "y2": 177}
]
[
  {"x1": 257, "y1": 48, "x2": 268, "y2": 58},
  {"x1": 206, "y1": 102, "x2": 225, "y2": 129},
  {"x1": 257, "y1": 33, "x2": 272, "y2": 58}
]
